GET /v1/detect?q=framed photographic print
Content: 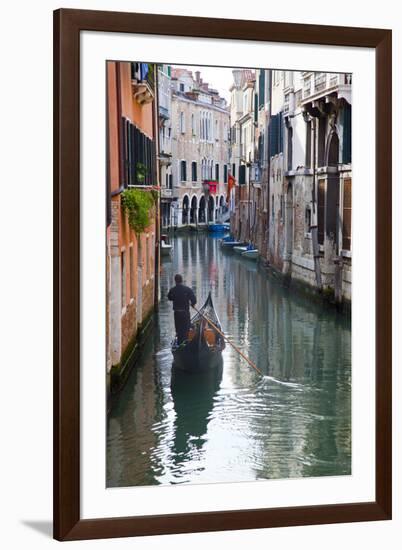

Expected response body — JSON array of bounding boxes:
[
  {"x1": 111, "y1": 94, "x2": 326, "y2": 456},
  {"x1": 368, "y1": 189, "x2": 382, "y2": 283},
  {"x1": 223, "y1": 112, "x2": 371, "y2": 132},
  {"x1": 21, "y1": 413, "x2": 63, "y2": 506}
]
[{"x1": 53, "y1": 8, "x2": 392, "y2": 541}]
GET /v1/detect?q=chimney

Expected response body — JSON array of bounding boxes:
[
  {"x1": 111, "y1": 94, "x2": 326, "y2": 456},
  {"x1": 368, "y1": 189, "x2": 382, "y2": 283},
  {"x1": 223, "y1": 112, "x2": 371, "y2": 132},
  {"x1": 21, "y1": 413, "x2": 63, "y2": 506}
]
[{"x1": 195, "y1": 70, "x2": 201, "y2": 83}]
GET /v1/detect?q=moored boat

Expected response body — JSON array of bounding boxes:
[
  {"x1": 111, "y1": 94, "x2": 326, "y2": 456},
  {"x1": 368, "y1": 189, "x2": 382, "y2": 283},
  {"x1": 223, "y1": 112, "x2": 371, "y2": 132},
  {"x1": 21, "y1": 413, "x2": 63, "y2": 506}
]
[
  {"x1": 221, "y1": 239, "x2": 247, "y2": 249},
  {"x1": 241, "y1": 248, "x2": 258, "y2": 260},
  {"x1": 208, "y1": 223, "x2": 229, "y2": 232},
  {"x1": 160, "y1": 234, "x2": 173, "y2": 256},
  {"x1": 171, "y1": 292, "x2": 225, "y2": 372},
  {"x1": 233, "y1": 245, "x2": 248, "y2": 255}
]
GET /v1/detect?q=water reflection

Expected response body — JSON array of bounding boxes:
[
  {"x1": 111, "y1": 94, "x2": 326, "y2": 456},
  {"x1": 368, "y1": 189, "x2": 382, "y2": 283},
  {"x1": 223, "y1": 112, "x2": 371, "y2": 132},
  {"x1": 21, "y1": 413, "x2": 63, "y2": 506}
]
[
  {"x1": 107, "y1": 234, "x2": 351, "y2": 487},
  {"x1": 170, "y1": 362, "x2": 223, "y2": 481}
]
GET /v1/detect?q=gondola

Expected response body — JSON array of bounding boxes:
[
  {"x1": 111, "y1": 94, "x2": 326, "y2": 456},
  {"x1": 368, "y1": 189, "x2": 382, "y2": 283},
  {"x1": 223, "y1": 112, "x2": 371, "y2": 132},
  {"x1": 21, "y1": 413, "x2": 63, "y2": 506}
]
[{"x1": 171, "y1": 292, "x2": 225, "y2": 372}]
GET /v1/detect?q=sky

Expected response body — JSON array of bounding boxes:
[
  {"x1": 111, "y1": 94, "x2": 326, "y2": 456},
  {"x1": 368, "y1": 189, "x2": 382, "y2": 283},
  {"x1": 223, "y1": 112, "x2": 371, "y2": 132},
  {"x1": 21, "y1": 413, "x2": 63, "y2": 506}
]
[{"x1": 172, "y1": 64, "x2": 236, "y2": 102}]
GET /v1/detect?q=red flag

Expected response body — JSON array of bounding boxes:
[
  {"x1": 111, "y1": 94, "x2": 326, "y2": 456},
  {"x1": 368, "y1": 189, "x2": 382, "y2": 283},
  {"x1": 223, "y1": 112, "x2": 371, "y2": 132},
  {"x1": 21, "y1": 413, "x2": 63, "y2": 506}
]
[{"x1": 227, "y1": 174, "x2": 236, "y2": 202}]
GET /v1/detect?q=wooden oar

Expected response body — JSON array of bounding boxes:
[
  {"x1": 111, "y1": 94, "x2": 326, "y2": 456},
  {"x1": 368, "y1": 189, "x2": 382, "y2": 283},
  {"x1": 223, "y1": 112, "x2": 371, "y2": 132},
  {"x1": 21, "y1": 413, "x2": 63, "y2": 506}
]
[{"x1": 191, "y1": 305, "x2": 263, "y2": 377}]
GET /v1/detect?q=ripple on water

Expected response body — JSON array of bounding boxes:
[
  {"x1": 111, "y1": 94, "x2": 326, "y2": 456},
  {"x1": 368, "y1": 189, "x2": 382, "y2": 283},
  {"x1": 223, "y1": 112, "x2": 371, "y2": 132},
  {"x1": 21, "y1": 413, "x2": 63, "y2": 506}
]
[{"x1": 107, "y1": 234, "x2": 351, "y2": 487}]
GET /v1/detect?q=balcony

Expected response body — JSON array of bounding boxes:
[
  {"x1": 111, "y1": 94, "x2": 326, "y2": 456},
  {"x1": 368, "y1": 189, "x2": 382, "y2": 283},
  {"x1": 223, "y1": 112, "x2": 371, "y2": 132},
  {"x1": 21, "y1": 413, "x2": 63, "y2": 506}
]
[
  {"x1": 302, "y1": 72, "x2": 352, "y2": 103},
  {"x1": 161, "y1": 187, "x2": 173, "y2": 199},
  {"x1": 159, "y1": 105, "x2": 169, "y2": 120},
  {"x1": 131, "y1": 63, "x2": 155, "y2": 105}
]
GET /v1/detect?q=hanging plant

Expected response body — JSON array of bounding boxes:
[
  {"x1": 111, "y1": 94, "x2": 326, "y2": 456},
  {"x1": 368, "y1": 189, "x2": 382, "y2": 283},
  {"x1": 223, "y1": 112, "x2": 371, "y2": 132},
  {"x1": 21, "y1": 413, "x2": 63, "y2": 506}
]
[
  {"x1": 121, "y1": 188, "x2": 156, "y2": 233},
  {"x1": 136, "y1": 162, "x2": 147, "y2": 183}
]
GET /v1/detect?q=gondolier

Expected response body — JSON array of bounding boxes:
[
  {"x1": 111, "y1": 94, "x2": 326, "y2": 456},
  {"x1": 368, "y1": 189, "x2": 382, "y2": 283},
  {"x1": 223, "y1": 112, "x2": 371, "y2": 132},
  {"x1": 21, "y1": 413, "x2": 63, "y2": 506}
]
[{"x1": 168, "y1": 274, "x2": 197, "y2": 344}]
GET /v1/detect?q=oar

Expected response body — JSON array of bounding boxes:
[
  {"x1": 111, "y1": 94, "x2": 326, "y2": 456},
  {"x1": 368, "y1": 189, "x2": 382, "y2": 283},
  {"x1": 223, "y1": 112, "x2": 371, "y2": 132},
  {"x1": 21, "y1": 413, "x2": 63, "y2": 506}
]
[{"x1": 191, "y1": 305, "x2": 263, "y2": 377}]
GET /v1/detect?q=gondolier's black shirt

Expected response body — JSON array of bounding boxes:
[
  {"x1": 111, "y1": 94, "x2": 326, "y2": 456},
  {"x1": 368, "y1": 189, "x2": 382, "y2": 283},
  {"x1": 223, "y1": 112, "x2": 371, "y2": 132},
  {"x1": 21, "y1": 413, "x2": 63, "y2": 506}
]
[{"x1": 167, "y1": 283, "x2": 196, "y2": 312}]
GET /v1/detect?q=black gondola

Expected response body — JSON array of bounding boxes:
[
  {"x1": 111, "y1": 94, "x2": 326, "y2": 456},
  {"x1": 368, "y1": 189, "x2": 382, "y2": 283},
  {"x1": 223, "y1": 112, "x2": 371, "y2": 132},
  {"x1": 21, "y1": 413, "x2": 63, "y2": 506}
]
[{"x1": 171, "y1": 292, "x2": 225, "y2": 372}]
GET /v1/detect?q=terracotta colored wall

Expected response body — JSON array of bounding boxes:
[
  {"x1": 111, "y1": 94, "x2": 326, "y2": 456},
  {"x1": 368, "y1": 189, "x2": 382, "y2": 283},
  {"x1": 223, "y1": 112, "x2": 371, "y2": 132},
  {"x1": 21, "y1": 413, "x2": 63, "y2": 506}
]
[
  {"x1": 107, "y1": 62, "x2": 120, "y2": 193},
  {"x1": 119, "y1": 62, "x2": 154, "y2": 138},
  {"x1": 107, "y1": 60, "x2": 158, "y2": 365}
]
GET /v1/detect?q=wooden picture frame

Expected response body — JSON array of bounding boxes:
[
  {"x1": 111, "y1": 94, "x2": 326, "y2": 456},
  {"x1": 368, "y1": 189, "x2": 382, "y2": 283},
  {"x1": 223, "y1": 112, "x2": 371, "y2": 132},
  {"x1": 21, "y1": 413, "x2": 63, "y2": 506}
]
[{"x1": 53, "y1": 8, "x2": 392, "y2": 541}]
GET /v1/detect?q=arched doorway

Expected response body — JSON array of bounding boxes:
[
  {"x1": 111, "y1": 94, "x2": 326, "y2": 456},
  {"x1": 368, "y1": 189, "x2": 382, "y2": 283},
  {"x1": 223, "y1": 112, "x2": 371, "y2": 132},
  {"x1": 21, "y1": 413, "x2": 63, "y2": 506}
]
[
  {"x1": 190, "y1": 195, "x2": 198, "y2": 224},
  {"x1": 325, "y1": 132, "x2": 340, "y2": 250},
  {"x1": 208, "y1": 195, "x2": 215, "y2": 223},
  {"x1": 198, "y1": 196, "x2": 206, "y2": 223},
  {"x1": 182, "y1": 195, "x2": 189, "y2": 225}
]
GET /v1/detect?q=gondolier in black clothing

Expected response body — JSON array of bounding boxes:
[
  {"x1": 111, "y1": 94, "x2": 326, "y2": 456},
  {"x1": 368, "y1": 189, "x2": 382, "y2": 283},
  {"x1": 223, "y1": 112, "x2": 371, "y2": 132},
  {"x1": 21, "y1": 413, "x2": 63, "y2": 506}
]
[{"x1": 168, "y1": 274, "x2": 197, "y2": 345}]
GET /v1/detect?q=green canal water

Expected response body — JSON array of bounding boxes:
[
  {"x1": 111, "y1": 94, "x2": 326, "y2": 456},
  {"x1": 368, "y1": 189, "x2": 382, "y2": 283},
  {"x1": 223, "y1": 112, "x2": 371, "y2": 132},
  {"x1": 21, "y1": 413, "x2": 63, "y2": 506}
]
[{"x1": 107, "y1": 234, "x2": 351, "y2": 487}]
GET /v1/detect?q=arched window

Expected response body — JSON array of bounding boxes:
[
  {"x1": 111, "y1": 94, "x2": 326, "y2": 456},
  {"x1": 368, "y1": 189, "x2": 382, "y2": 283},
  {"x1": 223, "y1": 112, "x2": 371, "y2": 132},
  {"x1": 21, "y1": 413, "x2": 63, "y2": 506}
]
[
  {"x1": 191, "y1": 114, "x2": 195, "y2": 136},
  {"x1": 180, "y1": 160, "x2": 187, "y2": 181}
]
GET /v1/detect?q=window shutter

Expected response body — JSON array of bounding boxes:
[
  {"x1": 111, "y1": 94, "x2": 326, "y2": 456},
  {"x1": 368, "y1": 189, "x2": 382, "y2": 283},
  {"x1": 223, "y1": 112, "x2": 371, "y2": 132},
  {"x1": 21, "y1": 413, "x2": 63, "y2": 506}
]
[
  {"x1": 342, "y1": 178, "x2": 352, "y2": 250},
  {"x1": 239, "y1": 164, "x2": 246, "y2": 185},
  {"x1": 279, "y1": 112, "x2": 284, "y2": 153},
  {"x1": 317, "y1": 179, "x2": 325, "y2": 245},
  {"x1": 258, "y1": 70, "x2": 265, "y2": 108},
  {"x1": 342, "y1": 104, "x2": 352, "y2": 164},
  {"x1": 269, "y1": 114, "x2": 278, "y2": 157},
  {"x1": 254, "y1": 93, "x2": 258, "y2": 123}
]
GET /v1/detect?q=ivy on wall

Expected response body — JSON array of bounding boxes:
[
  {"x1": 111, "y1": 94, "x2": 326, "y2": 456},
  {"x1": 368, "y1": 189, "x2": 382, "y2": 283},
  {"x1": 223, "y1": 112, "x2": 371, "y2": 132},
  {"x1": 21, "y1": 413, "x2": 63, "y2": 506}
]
[{"x1": 121, "y1": 188, "x2": 158, "y2": 234}]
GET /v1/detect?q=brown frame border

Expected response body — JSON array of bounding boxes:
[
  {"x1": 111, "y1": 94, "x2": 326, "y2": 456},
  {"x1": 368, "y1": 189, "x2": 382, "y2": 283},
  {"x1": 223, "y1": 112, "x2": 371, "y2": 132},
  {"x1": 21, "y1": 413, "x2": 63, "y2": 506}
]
[{"x1": 53, "y1": 8, "x2": 392, "y2": 541}]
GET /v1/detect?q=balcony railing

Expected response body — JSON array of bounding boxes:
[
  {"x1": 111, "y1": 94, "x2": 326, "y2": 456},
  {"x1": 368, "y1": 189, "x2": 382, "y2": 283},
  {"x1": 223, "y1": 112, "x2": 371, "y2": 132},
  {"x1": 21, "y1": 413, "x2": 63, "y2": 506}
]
[
  {"x1": 303, "y1": 72, "x2": 352, "y2": 100},
  {"x1": 314, "y1": 72, "x2": 327, "y2": 92}
]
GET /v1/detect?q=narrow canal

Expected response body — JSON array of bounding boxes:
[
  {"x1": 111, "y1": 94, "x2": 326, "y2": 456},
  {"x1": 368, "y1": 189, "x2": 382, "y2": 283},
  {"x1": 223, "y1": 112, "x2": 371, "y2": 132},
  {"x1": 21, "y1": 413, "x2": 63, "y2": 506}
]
[{"x1": 107, "y1": 234, "x2": 351, "y2": 487}]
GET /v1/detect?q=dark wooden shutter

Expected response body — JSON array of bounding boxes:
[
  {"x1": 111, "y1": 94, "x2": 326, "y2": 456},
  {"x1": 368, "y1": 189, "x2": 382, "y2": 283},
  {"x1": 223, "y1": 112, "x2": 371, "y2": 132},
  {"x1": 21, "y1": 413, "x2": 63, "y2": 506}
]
[
  {"x1": 279, "y1": 112, "x2": 284, "y2": 153},
  {"x1": 342, "y1": 104, "x2": 352, "y2": 164},
  {"x1": 239, "y1": 164, "x2": 246, "y2": 185},
  {"x1": 305, "y1": 120, "x2": 311, "y2": 168},
  {"x1": 317, "y1": 179, "x2": 325, "y2": 245},
  {"x1": 254, "y1": 93, "x2": 258, "y2": 123},
  {"x1": 258, "y1": 70, "x2": 265, "y2": 108},
  {"x1": 269, "y1": 114, "x2": 278, "y2": 156},
  {"x1": 342, "y1": 178, "x2": 352, "y2": 250},
  {"x1": 129, "y1": 123, "x2": 135, "y2": 186}
]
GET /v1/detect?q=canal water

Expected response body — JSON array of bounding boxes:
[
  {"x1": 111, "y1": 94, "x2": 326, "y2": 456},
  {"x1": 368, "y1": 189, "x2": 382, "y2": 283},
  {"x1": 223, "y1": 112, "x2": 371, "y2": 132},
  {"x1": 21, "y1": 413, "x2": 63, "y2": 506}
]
[{"x1": 107, "y1": 234, "x2": 351, "y2": 487}]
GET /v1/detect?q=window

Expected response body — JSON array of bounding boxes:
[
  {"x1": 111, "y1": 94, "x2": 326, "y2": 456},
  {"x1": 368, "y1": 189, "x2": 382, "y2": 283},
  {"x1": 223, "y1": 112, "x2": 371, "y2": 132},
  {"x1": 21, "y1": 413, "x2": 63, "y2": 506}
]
[
  {"x1": 317, "y1": 179, "x2": 325, "y2": 245},
  {"x1": 305, "y1": 120, "x2": 312, "y2": 168},
  {"x1": 191, "y1": 114, "x2": 196, "y2": 136},
  {"x1": 232, "y1": 163, "x2": 236, "y2": 178},
  {"x1": 269, "y1": 112, "x2": 284, "y2": 157},
  {"x1": 215, "y1": 119, "x2": 218, "y2": 140},
  {"x1": 258, "y1": 70, "x2": 265, "y2": 108},
  {"x1": 215, "y1": 163, "x2": 220, "y2": 181},
  {"x1": 120, "y1": 117, "x2": 157, "y2": 187},
  {"x1": 287, "y1": 126, "x2": 293, "y2": 171},
  {"x1": 146, "y1": 236, "x2": 150, "y2": 282},
  {"x1": 121, "y1": 250, "x2": 126, "y2": 309},
  {"x1": 179, "y1": 83, "x2": 184, "y2": 92},
  {"x1": 129, "y1": 245, "x2": 134, "y2": 300},
  {"x1": 342, "y1": 104, "x2": 352, "y2": 164},
  {"x1": 224, "y1": 164, "x2": 228, "y2": 183},
  {"x1": 180, "y1": 160, "x2": 187, "y2": 181},
  {"x1": 305, "y1": 207, "x2": 312, "y2": 233},
  {"x1": 239, "y1": 164, "x2": 246, "y2": 185},
  {"x1": 180, "y1": 111, "x2": 185, "y2": 133},
  {"x1": 191, "y1": 162, "x2": 197, "y2": 182},
  {"x1": 342, "y1": 178, "x2": 352, "y2": 250},
  {"x1": 318, "y1": 117, "x2": 327, "y2": 167}
]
